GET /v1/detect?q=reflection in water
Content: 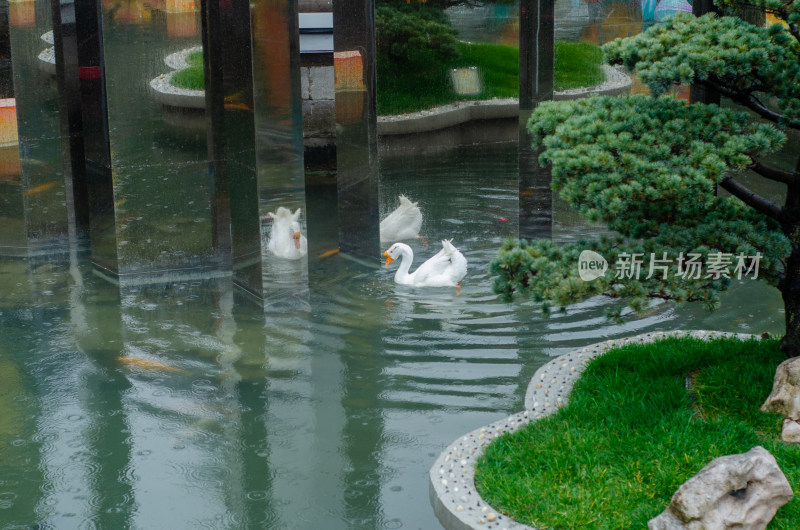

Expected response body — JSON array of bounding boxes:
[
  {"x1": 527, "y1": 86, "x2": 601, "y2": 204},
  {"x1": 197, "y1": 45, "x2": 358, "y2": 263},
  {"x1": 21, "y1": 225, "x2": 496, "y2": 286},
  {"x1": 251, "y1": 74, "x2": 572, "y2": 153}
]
[
  {"x1": 379, "y1": 194, "x2": 423, "y2": 243},
  {"x1": 0, "y1": 143, "x2": 786, "y2": 529},
  {"x1": 447, "y1": 0, "x2": 643, "y2": 46},
  {"x1": 265, "y1": 207, "x2": 308, "y2": 261}
]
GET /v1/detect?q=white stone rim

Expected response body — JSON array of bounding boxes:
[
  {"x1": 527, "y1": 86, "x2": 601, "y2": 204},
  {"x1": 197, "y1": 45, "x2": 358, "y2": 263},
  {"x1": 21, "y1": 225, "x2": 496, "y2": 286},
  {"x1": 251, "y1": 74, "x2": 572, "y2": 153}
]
[
  {"x1": 164, "y1": 45, "x2": 203, "y2": 71},
  {"x1": 429, "y1": 329, "x2": 764, "y2": 530}
]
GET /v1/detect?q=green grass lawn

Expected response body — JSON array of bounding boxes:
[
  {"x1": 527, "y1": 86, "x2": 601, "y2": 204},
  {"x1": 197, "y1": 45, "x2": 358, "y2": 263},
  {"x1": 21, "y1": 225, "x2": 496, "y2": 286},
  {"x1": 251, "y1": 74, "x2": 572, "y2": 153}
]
[
  {"x1": 474, "y1": 336, "x2": 800, "y2": 529},
  {"x1": 170, "y1": 50, "x2": 204, "y2": 91},
  {"x1": 168, "y1": 42, "x2": 605, "y2": 116},
  {"x1": 377, "y1": 40, "x2": 603, "y2": 115}
]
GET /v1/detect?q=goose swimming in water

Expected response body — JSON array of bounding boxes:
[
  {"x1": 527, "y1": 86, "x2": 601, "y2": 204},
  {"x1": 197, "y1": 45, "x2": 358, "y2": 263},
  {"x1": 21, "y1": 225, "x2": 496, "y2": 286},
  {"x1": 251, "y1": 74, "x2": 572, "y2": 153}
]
[{"x1": 383, "y1": 239, "x2": 467, "y2": 287}]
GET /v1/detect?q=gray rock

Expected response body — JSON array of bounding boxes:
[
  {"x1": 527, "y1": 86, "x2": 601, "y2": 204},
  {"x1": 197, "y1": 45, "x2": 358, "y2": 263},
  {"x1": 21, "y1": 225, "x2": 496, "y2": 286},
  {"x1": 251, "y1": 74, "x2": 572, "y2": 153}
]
[
  {"x1": 781, "y1": 418, "x2": 800, "y2": 444},
  {"x1": 648, "y1": 446, "x2": 792, "y2": 530},
  {"x1": 761, "y1": 357, "x2": 800, "y2": 442}
]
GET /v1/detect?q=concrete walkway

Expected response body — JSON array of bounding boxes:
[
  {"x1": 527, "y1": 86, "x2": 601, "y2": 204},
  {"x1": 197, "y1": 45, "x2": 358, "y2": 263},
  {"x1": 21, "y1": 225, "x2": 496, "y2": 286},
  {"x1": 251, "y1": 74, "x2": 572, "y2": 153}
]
[{"x1": 429, "y1": 329, "x2": 761, "y2": 530}]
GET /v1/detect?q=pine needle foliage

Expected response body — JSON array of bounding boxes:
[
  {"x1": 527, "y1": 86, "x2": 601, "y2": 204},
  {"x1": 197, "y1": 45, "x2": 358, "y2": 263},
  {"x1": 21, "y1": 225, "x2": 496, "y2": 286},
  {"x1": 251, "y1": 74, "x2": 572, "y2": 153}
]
[{"x1": 491, "y1": 1, "x2": 800, "y2": 352}]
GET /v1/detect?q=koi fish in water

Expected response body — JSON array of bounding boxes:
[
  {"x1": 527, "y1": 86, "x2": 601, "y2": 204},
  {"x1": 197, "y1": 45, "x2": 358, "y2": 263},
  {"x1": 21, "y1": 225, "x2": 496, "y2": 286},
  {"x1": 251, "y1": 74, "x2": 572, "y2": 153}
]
[
  {"x1": 24, "y1": 182, "x2": 57, "y2": 196},
  {"x1": 223, "y1": 102, "x2": 252, "y2": 112},
  {"x1": 117, "y1": 356, "x2": 187, "y2": 374},
  {"x1": 223, "y1": 92, "x2": 252, "y2": 112},
  {"x1": 318, "y1": 248, "x2": 340, "y2": 258}
]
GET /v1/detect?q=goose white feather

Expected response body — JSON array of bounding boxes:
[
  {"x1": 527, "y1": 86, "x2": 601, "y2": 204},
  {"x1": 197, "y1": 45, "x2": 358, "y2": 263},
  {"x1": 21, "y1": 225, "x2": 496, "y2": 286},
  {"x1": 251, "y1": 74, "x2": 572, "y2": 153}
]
[
  {"x1": 266, "y1": 207, "x2": 307, "y2": 260},
  {"x1": 380, "y1": 195, "x2": 423, "y2": 242},
  {"x1": 384, "y1": 239, "x2": 467, "y2": 287}
]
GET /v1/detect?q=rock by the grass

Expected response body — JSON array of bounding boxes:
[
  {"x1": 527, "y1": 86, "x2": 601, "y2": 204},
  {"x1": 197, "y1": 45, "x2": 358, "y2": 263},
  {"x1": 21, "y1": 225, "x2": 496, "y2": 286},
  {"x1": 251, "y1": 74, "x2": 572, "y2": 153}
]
[
  {"x1": 762, "y1": 357, "x2": 800, "y2": 442},
  {"x1": 648, "y1": 446, "x2": 792, "y2": 530}
]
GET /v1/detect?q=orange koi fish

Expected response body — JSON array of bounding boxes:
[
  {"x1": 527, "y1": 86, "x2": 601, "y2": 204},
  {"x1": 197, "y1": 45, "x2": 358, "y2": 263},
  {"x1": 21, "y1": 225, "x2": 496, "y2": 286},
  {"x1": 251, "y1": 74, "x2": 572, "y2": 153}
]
[
  {"x1": 24, "y1": 182, "x2": 57, "y2": 196},
  {"x1": 223, "y1": 102, "x2": 252, "y2": 112},
  {"x1": 117, "y1": 356, "x2": 187, "y2": 374},
  {"x1": 318, "y1": 248, "x2": 340, "y2": 258}
]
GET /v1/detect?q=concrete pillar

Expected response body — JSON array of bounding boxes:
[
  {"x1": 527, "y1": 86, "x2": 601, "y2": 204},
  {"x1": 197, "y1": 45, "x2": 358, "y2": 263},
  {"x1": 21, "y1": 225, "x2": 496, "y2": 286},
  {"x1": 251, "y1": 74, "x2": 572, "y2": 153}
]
[
  {"x1": 201, "y1": 0, "x2": 260, "y2": 296},
  {"x1": 518, "y1": 0, "x2": 554, "y2": 240},
  {"x1": 50, "y1": 0, "x2": 90, "y2": 241},
  {"x1": 96, "y1": 2, "x2": 219, "y2": 283},
  {"x1": 0, "y1": 0, "x2": 70, "y2": 257},
  {"x1": 75, "y1": 0, "x2": 117, "y2": 275},
  {"x1": 202, "y1": 0, "x2": 308, "y2": 303},
  {"x1": 332, "y1": 0, "x2": 380, "y2": 261},
  {"x1": 251, "y1": 0, "x2": 310, "y2": 304}
]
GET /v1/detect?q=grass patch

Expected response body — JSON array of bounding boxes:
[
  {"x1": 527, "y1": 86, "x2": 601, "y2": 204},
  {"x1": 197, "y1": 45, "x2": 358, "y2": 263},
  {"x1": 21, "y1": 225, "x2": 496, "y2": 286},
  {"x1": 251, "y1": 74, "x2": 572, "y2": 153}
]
[
  {"x1": 168, "y1": 43, "x2": 605, "y2": 116},
  {"x1": 474, "y1": 336, "x2": 800, "y2": 529},
  {"x1": 377, "y1": 40, "x2": 604, "y2": 115},
  {"x1": 170, "y1": 51, "x2": 204, "y2": 91},
  {"x1": 554, "y1": 40, "x2": 604, "y2": 90}
]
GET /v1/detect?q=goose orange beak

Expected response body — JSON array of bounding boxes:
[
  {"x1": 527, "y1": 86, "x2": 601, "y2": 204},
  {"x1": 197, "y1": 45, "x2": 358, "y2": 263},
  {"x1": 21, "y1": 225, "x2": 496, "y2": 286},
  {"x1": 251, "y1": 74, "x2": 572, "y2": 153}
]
[
  {"x1": 293, "y1": 232, "x2": 301, "y2": 249},
  {"x1": 384, "y1": 250, "x2": 394, "y2": 267}
]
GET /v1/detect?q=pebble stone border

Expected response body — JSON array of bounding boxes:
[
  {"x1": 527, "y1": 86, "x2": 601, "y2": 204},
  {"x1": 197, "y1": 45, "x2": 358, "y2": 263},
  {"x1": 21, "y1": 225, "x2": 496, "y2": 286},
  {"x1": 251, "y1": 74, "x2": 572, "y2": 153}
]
[
  {"x1": 149, "y1": 47, "x2": 205, "y2": 109},
  {"x1": 429, "y1": 329, "x2": 763, "y2": 530},
  {"x1": 37, "y1": 32, "x2": 56, "y2": 76}
]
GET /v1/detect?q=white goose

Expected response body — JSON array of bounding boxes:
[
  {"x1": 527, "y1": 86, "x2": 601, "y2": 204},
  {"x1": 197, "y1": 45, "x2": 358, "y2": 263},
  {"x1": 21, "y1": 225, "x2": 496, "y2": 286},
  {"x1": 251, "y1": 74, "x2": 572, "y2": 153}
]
[
  {"x1": 384, "y1": 239, "x2": 467, "y2": 287},
  {"x1": 266, "y1": 207, "x2": 307, "y2": 260},
  {"x1": 380, "y1": 195, "x2": 423, "y2": 242}
]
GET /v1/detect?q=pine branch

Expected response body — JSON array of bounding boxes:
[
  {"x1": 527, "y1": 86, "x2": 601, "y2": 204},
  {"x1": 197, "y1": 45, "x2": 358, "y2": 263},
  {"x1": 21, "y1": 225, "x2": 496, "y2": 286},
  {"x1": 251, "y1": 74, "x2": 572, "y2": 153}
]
[
  {"x1": 788, "y1": 21, "x2": 800, "y2": 45},
  {"x1": 750, "y1": 160, "x2": 798, "y2": 185},
  {"x1": 700, "y1": 78, "x2": 800, "y2": 130},
  {"x1": 719, "y1": 174, "x2": 785, "y2": 220}
]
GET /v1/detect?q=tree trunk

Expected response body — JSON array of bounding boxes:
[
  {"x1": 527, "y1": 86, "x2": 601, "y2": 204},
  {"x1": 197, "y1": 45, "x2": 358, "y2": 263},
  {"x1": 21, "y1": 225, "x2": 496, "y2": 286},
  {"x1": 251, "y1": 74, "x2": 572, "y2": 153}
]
[
  {"x1": 781, "y1": 179, "x2": 800, "y2": 357},
  {"x1": 781, "y1": 274, "x2": 800, "y2": 357}
]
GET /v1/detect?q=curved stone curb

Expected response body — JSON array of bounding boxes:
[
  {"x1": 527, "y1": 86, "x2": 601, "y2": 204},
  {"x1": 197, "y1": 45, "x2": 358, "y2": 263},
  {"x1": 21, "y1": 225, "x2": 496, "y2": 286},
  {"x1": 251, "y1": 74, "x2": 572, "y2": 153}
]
[
  {"x1": 378, "y1": 98, "x2": 518, "y2": 136},
  {"x1": 149, "y1": 72, "x2": 205, "y2": 109},
  {"x1": 38, "y1": 46, "x2": 55, "y2": 76},
  {"x1": 378, "y1": 65, "x2": 631, "y2": 137},
  {"x1": 552, "y1": 64, "x2": 631, "y2": 101},
  {"x1": 150, "y1": 46, "x2": 205, "y2": 109},
  {"x1": 164, "y1": 46, "x2": 202, "y2": 71},
  {"x1": 430, "y1": 329, "x2": 762, "y2": 530}
]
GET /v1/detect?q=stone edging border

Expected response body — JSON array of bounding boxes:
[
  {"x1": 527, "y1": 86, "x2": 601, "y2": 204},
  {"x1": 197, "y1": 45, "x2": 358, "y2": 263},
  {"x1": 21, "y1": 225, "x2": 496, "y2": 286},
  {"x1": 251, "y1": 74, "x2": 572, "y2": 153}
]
[
  {"x1": 38, "y1": 32, "x2": 56, "y2": 76},
  {"x1": 429, "y1": 329, "x2": 762, "y2": 530}
]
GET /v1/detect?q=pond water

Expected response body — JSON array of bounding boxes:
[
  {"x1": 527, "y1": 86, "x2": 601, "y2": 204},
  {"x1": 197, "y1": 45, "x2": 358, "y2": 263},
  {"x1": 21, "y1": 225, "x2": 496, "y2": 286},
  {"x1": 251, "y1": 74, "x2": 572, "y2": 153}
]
[
  {"x1": 0, "y1": 2, "x2": 791, "y2": 529},
  {"x1": 0, "y1": 142, "x2": 786, "y2": 529}
]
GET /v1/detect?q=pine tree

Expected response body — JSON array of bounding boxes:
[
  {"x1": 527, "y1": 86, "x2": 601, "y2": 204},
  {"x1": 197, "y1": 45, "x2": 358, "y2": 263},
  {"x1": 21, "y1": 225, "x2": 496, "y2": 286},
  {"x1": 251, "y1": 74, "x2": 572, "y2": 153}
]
[{"x1": 490, "y1": 2, "x2": 800, "y2": 355}]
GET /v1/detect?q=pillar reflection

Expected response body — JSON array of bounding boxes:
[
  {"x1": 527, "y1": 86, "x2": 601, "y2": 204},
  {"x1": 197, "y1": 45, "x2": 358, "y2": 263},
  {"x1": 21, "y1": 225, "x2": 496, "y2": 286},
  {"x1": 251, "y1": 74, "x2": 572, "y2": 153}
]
[
  {"x1": 0, "y1": 269, "x2": 44, "y2": 525},
  {"x1": 78, "y1": 281, "x2": 135, "y2": 527}
]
